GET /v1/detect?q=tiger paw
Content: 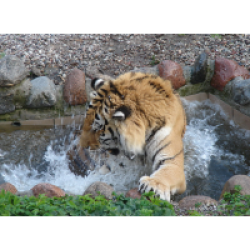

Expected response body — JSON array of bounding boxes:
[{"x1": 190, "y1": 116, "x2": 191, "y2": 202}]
[{"x1": 139, "y1": 176, "x2": 173, "y2": 201}]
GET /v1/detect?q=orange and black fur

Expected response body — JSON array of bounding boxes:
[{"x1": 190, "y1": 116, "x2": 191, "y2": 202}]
[{"x1": 79, "y1": 72, "x2": 186, "y2": 201}]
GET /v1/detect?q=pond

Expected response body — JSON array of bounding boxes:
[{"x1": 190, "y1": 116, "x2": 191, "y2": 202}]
[{"x1": 0, "y1": 99, "x2": 249, "y2": 200}]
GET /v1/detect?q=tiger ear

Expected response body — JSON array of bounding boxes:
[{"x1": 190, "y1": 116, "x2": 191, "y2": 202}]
[
  {"x1": 91, "y1": 78, "x2": 104, "y2": 90},
  {"x1": 112, "y1": 105, "x2": 131, "y2": 121}
]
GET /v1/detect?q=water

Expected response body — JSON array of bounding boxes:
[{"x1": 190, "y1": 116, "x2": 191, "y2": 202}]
[{"x1": 0, "y1": 99, "x2": 250, "y2": 200}]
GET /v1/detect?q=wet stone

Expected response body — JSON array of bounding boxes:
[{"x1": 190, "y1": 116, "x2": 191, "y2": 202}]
[
  {"x1": 0, "y1": 93, "x2": 15, "y2": 115},
  {"x1": 232, "y1": 79, "x2": 250, "y2": 105},
  {"x1": 190, "y1": 52, "x2": 208, "y2": 84}
]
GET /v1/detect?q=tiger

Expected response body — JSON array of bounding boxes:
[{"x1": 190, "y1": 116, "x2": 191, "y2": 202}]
[{"x1": 78, "y1": 72, "x2": 186, "y2": 201}]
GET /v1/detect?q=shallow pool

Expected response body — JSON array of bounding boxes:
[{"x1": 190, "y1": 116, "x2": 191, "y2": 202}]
[{"x1": 0, "y1": 99, "x2": 249, "y2": 200}]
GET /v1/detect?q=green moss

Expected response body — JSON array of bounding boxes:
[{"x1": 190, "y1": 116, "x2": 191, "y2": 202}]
[
  {"x1": 0, "y1": 113, "x2": 14, "y2": 121},
  {"x1": 177, "y1": 82, "x2": 209, "y2": 96}
]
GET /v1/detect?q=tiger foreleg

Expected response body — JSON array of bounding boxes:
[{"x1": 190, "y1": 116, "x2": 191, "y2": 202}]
[{"x1": 139, "y1": 151, "x2": 186, "y2": 202}]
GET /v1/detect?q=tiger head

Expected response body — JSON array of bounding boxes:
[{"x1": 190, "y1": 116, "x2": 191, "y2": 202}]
[{"x1": 78, "y1": 72, "x2": 183, "y2": 157}]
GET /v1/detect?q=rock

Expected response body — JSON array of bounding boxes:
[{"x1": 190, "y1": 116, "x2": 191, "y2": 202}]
[
  {"x1": 190, "y1": 52, "x2": 208, "y2": 84},
  {"x1": 158, "y1": 60, "x2": 186, "y2": 89},
  {"x1": 83, "y1": 182, "x2": 114, "y2": 200},
  {"x1": 0, "y1": 55, "x2": 29, "y2": 87},
  {"x1": 30, "y1": 66, "x2": 42, "y2": 76},
  {"x1": 0, "y1": 93, "x2": 15, "y2": 115},
  {"x1": 98, "y1": 165, "x2": 111, "y2": 175},
  {"x1": 220, "y1": 175, "x2": 250, "y2": 199},
  {"x1": 0, "y1": 78, "x2": 31, "y2": 114},
  {"x1": 210, "y1": 57, "x2": 250, "y2": 91},
  {"x1": 231, "y1": 79, "x2": 250, "y2": 105},
  {"x1": 63, "y1": 68, "x2": 87, "y2": 105},
  {"x1": 125, "y1": 188, "x2": 141, "y2": 199},
  {"x1": 31, "y1": 183, "x2": 65, "y2": 197},
  {"x1": 26, "y1": 76, "x2": 56, "y2": 108},
  {"x1": 179, "y1": 195, "x2": 218, "y2": 210},
  {"x1": 0, "y1": 182, "x2": 18, "y2": 194}
]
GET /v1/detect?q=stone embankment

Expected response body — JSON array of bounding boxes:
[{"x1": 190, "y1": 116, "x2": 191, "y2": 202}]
[{"x1": 1, "y1": 49, "x2": 250, "y2": 120}]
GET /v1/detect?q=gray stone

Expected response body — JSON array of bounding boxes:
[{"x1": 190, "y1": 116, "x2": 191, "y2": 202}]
[
  {"x1": 83, "y1": 182, "x2": 114, "y2": 200},
  {"x1": 190, "y1": 52, "x2": 208, "y2": 84},
  {"x1": 179, "y1": 195, "x2": 218, "y2": 210},
  {"x1": 232, "y1": 79, "x2": 250, "y2": 105},
  {"x1": 0, "y1": 55, "x2": 29, "y2": 87},
  {"x1": 0, "y1": 78, "x2": 31, "y2": 115},
  {"x1": 26, "y1": 76, "x2": 56, "y2": 108},
  {"x1": 0, "y1": 93, "x2": 15, "y2": 115}
]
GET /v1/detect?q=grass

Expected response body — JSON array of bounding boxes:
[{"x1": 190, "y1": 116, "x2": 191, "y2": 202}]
[
  {"x1": 0, "y1": 52, "x2": 5, "y2": 59},
  {"x1": 186, "y1": 185, "x2": 250, "y2": 216},
  {"x1": 178, "y1": 33, "x2": 222, "y2": 39},
  {"x1": 1, "y1": 185, "x2": 249, "y2": 216},
  {"x1": 0, "y1": 190, "x2": 175, "y2": 216},
  {"x1": 150, "y1": 55, "x2": 160, "y2": 66}
]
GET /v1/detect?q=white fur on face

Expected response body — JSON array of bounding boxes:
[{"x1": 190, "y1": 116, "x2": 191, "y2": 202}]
[{"x1": 90, "y1": 91, "x2": 97, "y2": 99}]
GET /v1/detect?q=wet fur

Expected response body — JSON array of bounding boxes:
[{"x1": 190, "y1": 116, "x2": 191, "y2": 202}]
[{"x1": 79, "y1": 72, "x2": 186, "y2": 201}]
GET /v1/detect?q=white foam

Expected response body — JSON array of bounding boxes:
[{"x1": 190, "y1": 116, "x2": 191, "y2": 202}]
[{"x1": 1, "y1": 99, "x2": 249, "y2": 194}]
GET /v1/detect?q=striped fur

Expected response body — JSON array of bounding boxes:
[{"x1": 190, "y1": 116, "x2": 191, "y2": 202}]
[{"x1": 78, "y1": 72, "x2": 186, "y2": 201}]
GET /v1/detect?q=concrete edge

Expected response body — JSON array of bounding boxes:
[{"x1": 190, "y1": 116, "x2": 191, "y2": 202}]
[{"x1": 1, "y1": 93, "x2": 250, "y2": 131}]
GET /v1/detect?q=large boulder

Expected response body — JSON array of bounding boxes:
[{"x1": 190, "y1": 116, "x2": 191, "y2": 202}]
[
  {"x1": 220, "y1": 175, "x2": 250, "y2": 200},
  {"x1": 190, "y1": 52, "x2": 208, "y2": 84},
  {"x1": 63, "y1": 68, "x2": 87, "y2": 105},
  {"x1": 126, "y1": 188, "x2": 141, "y2": 199},
  {"x1": 231, "y1": 78, "x2": 250, "y2": 105},
  {"x1": 0, "y1": 93, "x2": 15, "y2": 115},
  {"x1": 31, "y1": 183, "x2": 65, "y2": 197},
  {"x1": 26, "y1": 76, "x2": 57, "y2": 108},
  {"x1": 83, "y1": 182, "x2": 114, "y2": 200},
  {"x1": 210, "y1": 57, "x2": 250, "y2": 91},
  {"x1": 0, "y1": 78, "x2": 31, "y2": 114},
  {"x1": 158, "y1": 60, "x2": 186, "y2": 90},
  {"x1": 0, "y1": 182, "x2": 18, "y2": 194},
  {"x1": 179, "y1": 195, "x2": 218, "y2": 210},
  {"x1": 0, "y1": 55, "x2": 29, "y2": 87}
]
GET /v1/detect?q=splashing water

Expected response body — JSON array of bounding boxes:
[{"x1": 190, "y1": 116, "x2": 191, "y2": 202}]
[{"x1": 0, "y1": 99, "x2": 250, "y2": 199}]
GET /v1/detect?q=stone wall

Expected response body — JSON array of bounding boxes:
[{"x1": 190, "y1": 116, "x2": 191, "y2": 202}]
[
  {"x1": 0, "y1": 33, "x2": 250, "y2": 121},
  {"x1": 0, "y1": 34, "x2": 250, "y2": 85}
]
